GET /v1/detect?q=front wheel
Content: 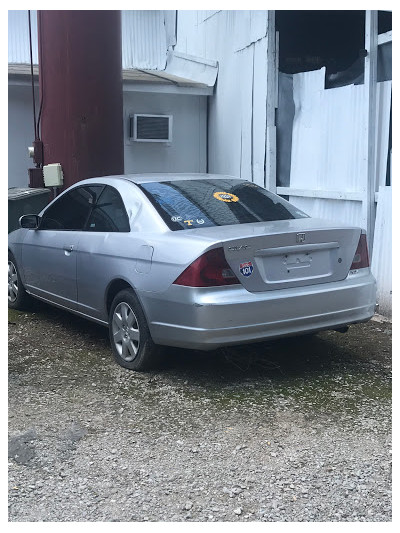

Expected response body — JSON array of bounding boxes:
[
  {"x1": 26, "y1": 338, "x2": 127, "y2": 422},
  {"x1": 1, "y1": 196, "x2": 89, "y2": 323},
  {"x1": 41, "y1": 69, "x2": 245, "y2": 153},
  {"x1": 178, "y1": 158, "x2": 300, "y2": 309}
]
[
  {"x1": 108, "y1": 289, "x2": 163, "y2": 371},
  {"x1": 8, "y1": 252, "x2": 30, "y2": 310}
]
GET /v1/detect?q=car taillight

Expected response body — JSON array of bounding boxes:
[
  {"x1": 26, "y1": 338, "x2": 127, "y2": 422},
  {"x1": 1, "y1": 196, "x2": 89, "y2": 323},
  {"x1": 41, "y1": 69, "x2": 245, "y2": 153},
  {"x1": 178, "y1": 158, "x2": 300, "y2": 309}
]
[
  {"x1": 173, "y1": 248, "x2": 240, "y2": 287},
  {"x1": 350, "y1": 233, "x2": 370, "y2": 270}
]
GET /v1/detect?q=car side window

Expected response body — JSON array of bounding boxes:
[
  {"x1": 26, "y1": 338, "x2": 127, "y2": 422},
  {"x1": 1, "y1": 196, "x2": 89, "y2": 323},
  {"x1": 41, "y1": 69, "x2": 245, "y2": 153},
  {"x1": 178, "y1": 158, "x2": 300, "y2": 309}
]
[
  {"x1": 85, "y1": 186, "x2": 130, "y2": 232},
  {"x1": 40, "y1": 186, "x2": 104, "y2": 230}
]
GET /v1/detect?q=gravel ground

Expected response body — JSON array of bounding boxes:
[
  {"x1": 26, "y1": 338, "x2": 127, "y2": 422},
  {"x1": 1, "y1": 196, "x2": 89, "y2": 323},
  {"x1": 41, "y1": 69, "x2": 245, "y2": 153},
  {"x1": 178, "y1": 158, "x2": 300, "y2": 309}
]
[{"x1": 8, "y1": 301, "x2": 392, "y2": 522}]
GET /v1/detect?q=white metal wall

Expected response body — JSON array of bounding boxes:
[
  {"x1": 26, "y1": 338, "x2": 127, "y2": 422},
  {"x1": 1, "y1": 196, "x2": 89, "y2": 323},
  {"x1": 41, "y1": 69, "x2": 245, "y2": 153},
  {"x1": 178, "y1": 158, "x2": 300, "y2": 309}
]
[
  {"x1": 8, "y1": 10, "x2": 173, "y2": 70},
  {"x1": 8, "y1": 10, "x2": 38, "y2": 64},
  {"x1": 175, "y1": 10, "x2": 269, "y2": 185},
  {"x1": 122, "y1": 10, "x2": 168, "y2": 70},
  {"x1": 281, "y1": 68, "x2": 392, "y2": 317},
  {"x1": 371, "y1": 186, "x2": 392, "y2": 318},
  {"x1": 285, "y1": 68, "x2": 391, "y2": 232}
]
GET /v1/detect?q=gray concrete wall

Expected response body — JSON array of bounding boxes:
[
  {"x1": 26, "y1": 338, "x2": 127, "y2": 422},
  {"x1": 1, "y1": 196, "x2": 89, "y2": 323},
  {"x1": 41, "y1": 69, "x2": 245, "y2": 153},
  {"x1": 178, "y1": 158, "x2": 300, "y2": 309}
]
[
  {"x1": 123, "y1": 91, "x2": 207, "y2": 174},
  {"x1": 8, "y1": 84, "x2": 38, "y2": 188},
  {"x1": 8, "y1": 86, "x2": 207, "y2": 188}
]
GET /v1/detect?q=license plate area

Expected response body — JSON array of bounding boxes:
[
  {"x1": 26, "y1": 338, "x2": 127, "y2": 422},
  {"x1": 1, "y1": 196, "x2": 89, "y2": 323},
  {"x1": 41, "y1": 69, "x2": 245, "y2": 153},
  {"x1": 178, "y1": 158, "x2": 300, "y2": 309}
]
[
  {"x1": 284, "y1": 252, "x2": 312, "y2": 271},
  {"x1": 255, "y1": 246, "x2": 335, "y2": 284}
]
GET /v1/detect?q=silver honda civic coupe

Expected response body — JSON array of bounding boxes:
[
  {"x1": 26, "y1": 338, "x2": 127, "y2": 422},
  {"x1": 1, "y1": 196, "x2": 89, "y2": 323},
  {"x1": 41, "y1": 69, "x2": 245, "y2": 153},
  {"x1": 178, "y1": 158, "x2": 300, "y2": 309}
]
[{"x1": 8, "y1": 174, "x2": 376, "y2": 370}]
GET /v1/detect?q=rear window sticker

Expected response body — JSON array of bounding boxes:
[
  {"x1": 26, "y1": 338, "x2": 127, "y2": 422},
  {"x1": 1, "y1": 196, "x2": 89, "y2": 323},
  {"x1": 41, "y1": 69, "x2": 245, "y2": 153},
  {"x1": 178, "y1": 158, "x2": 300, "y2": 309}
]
[
  {"x1": 239, "y1": 261, "x2": 254, "y2": 277},
  {"x1": 171, "y1": 215, "x2": 183, "y2": 222},
  {"x1": 196, "y1": 218, "x2": 205, "y2": 225},
  {"x1": 213, "y1": 191, "x2": 239, "y2": 203},
  {"x1": 184, "y1": 219, "x2": 194, "y2": 226}
]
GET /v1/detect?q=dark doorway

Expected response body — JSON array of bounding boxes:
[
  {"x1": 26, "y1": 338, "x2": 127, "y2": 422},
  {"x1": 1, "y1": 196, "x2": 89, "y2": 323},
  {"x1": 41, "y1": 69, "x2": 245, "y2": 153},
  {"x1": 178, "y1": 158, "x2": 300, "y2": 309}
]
[
  {"x1": 276, "y1": 10, "x2": 391, "y2": 76},
  {"x1": 276, "y1": 10, "x2": 366, "y2": 75}
]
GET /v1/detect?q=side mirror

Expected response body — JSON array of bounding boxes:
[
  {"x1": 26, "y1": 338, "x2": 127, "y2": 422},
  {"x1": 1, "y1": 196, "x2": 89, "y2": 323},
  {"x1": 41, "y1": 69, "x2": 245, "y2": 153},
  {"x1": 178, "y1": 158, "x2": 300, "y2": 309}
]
[{"x1": 19, "y1": 214, "x2": 40, "y2": 229}]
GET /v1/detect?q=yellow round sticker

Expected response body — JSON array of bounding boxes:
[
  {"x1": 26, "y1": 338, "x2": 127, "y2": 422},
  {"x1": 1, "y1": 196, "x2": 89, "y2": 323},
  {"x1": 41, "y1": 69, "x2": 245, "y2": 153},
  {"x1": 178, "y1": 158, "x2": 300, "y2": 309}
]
[{"x1": 213, "y1": 191, "x2": 239, "y2": 203}]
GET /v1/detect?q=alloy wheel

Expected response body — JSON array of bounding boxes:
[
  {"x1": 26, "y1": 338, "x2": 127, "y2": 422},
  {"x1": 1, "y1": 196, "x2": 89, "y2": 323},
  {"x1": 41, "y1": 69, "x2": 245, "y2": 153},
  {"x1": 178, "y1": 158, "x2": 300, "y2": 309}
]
[
  {"x1": 112, "y1": 302, "x2": 140, "y2": 362},
  {"x1": 8, "y1": 261, "x2": 18, "y2": 303}
]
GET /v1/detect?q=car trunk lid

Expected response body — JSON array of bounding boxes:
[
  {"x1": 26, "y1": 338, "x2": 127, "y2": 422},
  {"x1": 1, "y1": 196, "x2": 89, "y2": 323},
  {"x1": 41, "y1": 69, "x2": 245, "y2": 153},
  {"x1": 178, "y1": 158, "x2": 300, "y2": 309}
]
[{"x1": 219, "y1": 224, "x2": 361, "y2": 292}]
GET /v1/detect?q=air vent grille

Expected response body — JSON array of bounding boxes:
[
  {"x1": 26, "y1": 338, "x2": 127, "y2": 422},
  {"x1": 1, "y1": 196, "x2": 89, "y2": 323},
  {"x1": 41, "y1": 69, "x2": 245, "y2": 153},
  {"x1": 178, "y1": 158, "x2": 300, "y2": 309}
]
[{"x1": 130, "y1": 114, "x2": 172, "y2": 142}]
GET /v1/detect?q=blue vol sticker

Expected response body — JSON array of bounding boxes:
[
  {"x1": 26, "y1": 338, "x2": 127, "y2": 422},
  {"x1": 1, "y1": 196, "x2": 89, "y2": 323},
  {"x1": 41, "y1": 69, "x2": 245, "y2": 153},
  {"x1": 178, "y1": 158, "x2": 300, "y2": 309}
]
[{"x1": 240, "y1": 261, "x2": 254, "y2": 277}]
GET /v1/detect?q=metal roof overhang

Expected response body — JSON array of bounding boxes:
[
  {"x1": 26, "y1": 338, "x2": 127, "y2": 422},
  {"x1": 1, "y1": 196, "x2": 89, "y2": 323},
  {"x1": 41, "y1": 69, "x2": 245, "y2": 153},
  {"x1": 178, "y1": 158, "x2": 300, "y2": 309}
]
[
  {"x1": 8, "y1": 61, "x2": 216, "y2": 96},
  {"x1": 122, "y1": 68, "x2": 214, "y2": 95}
]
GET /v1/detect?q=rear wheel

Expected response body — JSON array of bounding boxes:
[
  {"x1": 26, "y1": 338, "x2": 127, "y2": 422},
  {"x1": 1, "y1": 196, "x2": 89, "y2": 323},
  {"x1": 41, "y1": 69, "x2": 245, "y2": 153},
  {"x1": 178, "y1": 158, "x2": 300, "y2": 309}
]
[
  {"x1": 108, "y1": 289, "x2": 163, "y2": 371},
  {"x1": 8, "y1": 252, "x2": 30, "y2": 310}
]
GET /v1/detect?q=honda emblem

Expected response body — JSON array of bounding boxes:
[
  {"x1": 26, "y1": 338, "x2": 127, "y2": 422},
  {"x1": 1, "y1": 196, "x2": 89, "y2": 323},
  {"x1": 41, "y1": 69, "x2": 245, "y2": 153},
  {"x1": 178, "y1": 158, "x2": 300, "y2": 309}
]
[{"x1": 296, "y1": 233, "x2": 306, "y2": 243}]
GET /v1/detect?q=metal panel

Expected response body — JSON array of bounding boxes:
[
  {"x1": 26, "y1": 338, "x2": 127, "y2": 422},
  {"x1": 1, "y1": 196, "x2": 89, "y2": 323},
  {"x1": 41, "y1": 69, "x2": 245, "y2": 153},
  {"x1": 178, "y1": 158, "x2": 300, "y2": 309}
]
[
  {"x1": 9, "y1": 10, "x2": 170, "y2": 70},
  {"x1": 363, "y1": 10, "x2": 378, "y2": 251},
  {"x1": 289, "y1": 67, "x2": 391, "y2": 230},
  {"x1": 238, "y1": 46, "x2": 253, "y2": 181},
  {"x1": 198, "y1": 11, "x2": 220, "y2": 23},
  {"x1": 288, "y1": 67, "x2": 391, "y2": 196},
  {"x1": 287, "y1": 197, "x2": 363, "y2": 229},
  {"x1": 8, "y1": 10, "x2": 38, "y2": 64},
  {"x1": 164, "y1": 51, "x2": 218, "y2": 87},
  {"x1": 276, "y1": 72, "x2": 294, "y2": 187},
  {"x1": 253, "y1": 38, "x2": 268, "y2": 187},
  {"x1": 121, "y1": 10, "x2": 167, "y2": 70},
  {"x1": 371, "y1": 186, "x2": 392, "y2": 317},
  {"x1": 163, "y1": 10, "x2": 177, "y2": 48},
  {"x1": 176, "y1": 11, "x2": 269, "y2": 184},
  {"x1": 234, "y1": 10, "x2": 268, "y2": 52},
  {"x1": 176, "y1": 10, "x2": 268, "y2": 61},
  {"x1": 265, "y1": 11, "x2": 277, "y2": 192}
]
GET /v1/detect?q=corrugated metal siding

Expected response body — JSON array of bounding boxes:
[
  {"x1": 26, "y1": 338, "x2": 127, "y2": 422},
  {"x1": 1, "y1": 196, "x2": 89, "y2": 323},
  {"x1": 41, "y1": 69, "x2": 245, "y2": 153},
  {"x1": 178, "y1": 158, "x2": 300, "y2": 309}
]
[
  {"x1": 234, "y1": 10, "x2": 268, "y2": 52},
  {"x1": 9, "y1": 10, "x2": 169, "y2": 70},
  {"x1": 121, "y1": 11, "x2": 167, "y2": 70},
  {"x1": 8, "y1": 10, "x2": 38, "y2": 64},
  {"x1": 288, "y1": 197, "x2": 363, "y2": 228},
  {"x1": 176, "y1": 10, "x2": 268, "y2": 183},
  {"x1": 288, "y1": 67, "x2": 392, "y2": 315},
  {"x1": 175, "y1": 10, "x2": 267, "y2": 60},
  {"x1": 198, "y1": 11, "x2": 220, "y2": 23},
  {"x1": 164, "y1": 52, "x2": 218, "y2": 87},
  {"x1": 371, "y1": 186, "x2": 392, "y2": 317},
  {"x1": 289, "y1": 68, "x2": 391, "y2": 229}
]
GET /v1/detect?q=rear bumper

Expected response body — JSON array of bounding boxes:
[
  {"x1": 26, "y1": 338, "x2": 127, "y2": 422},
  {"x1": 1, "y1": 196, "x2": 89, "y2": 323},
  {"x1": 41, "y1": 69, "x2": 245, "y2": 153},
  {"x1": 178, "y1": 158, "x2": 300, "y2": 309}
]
[{"x1": 139, "y1": 270, "x2": 376, "y2": 350}]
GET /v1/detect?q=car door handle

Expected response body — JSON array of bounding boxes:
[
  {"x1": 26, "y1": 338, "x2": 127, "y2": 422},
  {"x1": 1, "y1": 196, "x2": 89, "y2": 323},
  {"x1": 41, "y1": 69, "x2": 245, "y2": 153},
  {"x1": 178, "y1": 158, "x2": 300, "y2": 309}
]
[{"x1": 63, "y1": 245, "x2": 75, "y2": 254}]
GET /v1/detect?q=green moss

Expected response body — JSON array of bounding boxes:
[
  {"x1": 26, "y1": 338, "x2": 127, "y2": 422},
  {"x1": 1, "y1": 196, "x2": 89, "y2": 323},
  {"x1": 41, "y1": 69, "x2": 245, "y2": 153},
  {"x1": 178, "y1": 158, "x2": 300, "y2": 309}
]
[{"x1": 8, "y1": 308, "x2": 24, "y2": 323}]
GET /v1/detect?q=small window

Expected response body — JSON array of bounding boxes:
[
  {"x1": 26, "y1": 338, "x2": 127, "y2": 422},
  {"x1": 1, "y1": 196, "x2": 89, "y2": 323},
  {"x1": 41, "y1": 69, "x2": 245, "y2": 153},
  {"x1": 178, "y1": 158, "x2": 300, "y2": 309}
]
[
  {"x1": 129, "y1": 114, "x2": 172, "y2": 142},
  {"x1": 86, "y1": 186, "x2": 130, "y2": 232},
  {"x1": 40, "y1": 186, "x2": 104, "y2": 230}
]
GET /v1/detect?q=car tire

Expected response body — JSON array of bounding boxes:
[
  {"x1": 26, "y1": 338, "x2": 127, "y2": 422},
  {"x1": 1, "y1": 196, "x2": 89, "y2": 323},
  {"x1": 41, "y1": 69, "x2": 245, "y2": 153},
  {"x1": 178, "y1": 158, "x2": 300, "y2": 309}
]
[
  {"x1": 8, "y1": 252, "x2": 31, "y2": 310},
  {"x1": 109, "y1": 289, "x2": 164, "y2": 371}
]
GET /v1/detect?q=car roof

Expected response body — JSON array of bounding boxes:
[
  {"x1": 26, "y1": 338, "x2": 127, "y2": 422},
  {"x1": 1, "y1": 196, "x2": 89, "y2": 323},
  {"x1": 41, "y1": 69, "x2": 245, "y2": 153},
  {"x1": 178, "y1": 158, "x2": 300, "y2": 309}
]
[{"x1": 82, "y1": 173, "x2": 244, "y2": 185}]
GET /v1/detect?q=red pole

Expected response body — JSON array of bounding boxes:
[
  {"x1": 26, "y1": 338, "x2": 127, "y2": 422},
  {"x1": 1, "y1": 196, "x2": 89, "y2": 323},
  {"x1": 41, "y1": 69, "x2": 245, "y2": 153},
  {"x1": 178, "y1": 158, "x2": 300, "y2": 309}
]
[{"x1": 37, "y1": 10, "x2": 124, "y2": 190}]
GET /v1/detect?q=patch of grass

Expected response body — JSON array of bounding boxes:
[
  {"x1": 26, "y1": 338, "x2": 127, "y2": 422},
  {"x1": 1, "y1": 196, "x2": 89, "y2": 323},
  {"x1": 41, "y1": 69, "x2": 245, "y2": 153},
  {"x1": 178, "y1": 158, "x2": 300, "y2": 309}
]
[{"x1": 8, "y1": 308, "x2": 24, "y2": 323}]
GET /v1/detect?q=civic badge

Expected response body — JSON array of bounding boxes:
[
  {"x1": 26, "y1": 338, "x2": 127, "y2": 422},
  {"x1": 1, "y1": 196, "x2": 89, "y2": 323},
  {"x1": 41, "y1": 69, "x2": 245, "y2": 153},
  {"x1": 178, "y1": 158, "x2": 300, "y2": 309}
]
[{"x1": 296, "y1": 233, "x2": 306, "y2": 243}]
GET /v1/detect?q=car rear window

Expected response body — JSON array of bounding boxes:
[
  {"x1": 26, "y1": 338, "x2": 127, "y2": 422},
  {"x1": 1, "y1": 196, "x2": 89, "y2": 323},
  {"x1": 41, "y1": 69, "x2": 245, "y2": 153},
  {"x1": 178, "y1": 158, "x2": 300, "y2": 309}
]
[{"x1": 138, "y1": 179, "x2": 308, "y2": 230}]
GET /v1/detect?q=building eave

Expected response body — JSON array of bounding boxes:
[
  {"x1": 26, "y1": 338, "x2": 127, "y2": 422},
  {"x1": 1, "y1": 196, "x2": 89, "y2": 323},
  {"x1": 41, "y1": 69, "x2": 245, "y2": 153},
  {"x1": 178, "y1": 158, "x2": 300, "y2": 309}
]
[{"x1": 8, "y1": 63, "x2": 214, "y2": 95}]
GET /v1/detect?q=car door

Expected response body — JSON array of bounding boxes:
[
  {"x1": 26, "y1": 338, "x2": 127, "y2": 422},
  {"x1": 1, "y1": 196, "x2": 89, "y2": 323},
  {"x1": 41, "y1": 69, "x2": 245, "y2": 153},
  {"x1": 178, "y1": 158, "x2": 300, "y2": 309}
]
[
  {"x1": 21, "y1": 185, "x2": 104, "y2": 310},
  {"x1": 75, "y1": 185, "x2": 131, "y2": 320}
]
